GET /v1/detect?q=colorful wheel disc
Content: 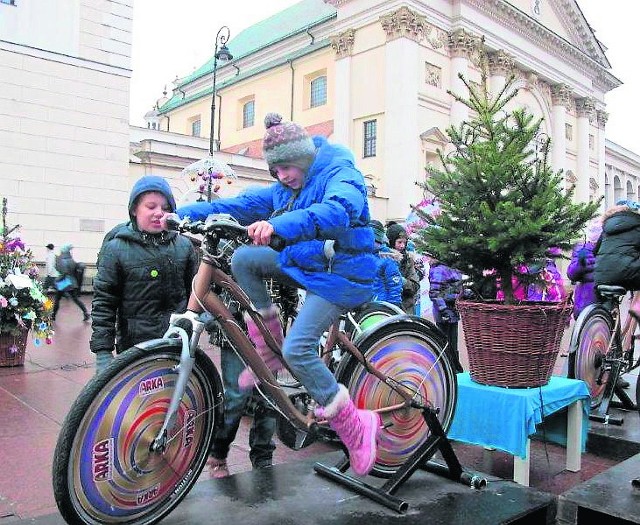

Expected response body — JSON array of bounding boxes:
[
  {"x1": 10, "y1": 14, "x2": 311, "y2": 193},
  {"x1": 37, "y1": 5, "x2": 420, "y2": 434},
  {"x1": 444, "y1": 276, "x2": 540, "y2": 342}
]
[
  {"x1": 344, "y1": 333, "x2": 453, "y2": 469},
  {"x1": 575, "y1": 314, "x2": 610, "y2": 406},
  {"x1": 358, "y1": 313, "x2": 391, "y2": 332},
  {"x1": 70, "y1": 358, "x2": 209, "y2": 522}
]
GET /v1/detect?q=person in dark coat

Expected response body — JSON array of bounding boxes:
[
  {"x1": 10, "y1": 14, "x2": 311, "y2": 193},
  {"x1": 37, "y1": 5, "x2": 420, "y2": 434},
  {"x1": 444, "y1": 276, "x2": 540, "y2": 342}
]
[
  {"x1": 52, "y1": 244, "x2": 90, "y2": 322},
  {"x1": 595, "y1": 202, "x2": 640, "y2": 320},
  {"x1": 90, "y1": 175, "x2": 198, "y2": 373},
  {"x1": 386, "y1": 223, "x2": 420, "y2": 314},
  {"x1": 177, "y1": 113, "x2": 380, "y2": 477}
]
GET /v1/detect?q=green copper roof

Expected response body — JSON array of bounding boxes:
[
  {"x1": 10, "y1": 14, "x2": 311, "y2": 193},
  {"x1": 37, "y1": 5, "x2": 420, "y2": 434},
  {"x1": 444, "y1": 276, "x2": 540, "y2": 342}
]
[
  {"x1": 176, "y1": 0, "x2": 336, "y2": 88},
  {"x1": 158, "y1": 40, "x2": 331, "y2": 114}
]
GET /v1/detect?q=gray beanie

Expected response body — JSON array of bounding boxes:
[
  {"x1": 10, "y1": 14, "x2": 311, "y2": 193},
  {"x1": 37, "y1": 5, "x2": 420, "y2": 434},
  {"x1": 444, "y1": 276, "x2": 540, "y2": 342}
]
[{"x1": 262, "y1": 113, "x2": 316, "y2": 174}]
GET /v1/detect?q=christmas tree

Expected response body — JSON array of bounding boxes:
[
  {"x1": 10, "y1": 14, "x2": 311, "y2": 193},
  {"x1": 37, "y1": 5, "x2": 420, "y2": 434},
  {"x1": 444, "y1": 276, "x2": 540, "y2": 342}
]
[{"x1": 414, "y1": 67, "x2": 600, "y2": 305}]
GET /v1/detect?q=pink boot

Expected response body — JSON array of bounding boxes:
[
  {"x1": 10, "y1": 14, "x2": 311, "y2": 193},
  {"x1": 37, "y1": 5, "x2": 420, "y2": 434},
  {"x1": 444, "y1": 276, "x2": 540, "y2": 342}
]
[
  {"x1": 315, "y1": 384, "x2": 380, "y2": 476},
  {"x1": 238, "y1": 308, "x2": 285, "y2": 390}
]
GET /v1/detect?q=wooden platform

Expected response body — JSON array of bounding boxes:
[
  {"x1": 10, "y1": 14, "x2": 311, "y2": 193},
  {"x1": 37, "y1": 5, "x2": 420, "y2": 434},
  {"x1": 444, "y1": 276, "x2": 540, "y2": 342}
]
[
  {"x1": 556, "y1": 453, "x2": 640, "y2": 524},
  {"x1": 15, "y1": 452, "x2": 557, "y2": 525}
]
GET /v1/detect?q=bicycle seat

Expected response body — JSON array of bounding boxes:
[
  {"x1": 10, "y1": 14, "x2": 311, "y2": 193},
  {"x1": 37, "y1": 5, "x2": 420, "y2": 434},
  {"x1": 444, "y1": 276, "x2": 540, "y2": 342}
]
[{"x1": 596, "y1": 284, "x2": 628, "y2": 298}]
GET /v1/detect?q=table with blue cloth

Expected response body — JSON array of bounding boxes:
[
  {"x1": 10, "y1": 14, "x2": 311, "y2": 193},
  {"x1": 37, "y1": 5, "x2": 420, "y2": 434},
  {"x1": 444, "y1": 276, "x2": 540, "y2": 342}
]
[{"x1": 448, "y1": 372, "x2": 591, "y2": 486}]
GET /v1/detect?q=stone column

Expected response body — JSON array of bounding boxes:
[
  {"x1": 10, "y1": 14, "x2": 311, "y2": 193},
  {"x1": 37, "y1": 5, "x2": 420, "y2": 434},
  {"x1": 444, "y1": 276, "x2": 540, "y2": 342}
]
[
  {"x1": 575, "y1": 97, "x2": 595, "y2": 203},
  {"x1": 487, "y1": 50, "x2": 513, "y2": 97},
  {"x1": 330, "y1": 29, "x2": 355, "y2": 146},
  {"x1": 448, "y1": 29, "x2": 477, "y2": 127},
  {"x1": 596, "y1": 110, "x2": 609, "y2": 210},
  {"x1": 380, "y1": 6, "x2": 425, "y2": 220},
  {"x1": 550, "y1": 84, "x2": 571, "y2": 182}
]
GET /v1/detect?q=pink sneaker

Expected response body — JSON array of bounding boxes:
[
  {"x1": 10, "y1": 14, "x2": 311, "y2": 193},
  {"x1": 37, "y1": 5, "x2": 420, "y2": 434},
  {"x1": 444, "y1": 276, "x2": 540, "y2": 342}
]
[
  {"x1": 237, "y1": 309, "x2": 285, "y2": 390},
  {"x1": 316, "y1": 384, "x2": 380, "y2": 476}
]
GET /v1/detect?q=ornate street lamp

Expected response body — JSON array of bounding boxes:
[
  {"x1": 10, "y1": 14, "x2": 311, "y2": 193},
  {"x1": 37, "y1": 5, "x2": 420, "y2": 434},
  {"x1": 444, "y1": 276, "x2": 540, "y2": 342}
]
[
  {"x1": 181, "y1": 26, "x2": 236, "y2": 203},
  {"x1": 210, "y1": 26, "x2": 233, "y2": 155}
]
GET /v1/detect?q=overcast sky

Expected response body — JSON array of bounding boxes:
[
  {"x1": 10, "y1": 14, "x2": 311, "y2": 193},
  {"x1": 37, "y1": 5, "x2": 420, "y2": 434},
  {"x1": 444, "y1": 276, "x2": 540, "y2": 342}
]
[{"x1": 129, "y1": 0, "x2": 638, "y2": 152}]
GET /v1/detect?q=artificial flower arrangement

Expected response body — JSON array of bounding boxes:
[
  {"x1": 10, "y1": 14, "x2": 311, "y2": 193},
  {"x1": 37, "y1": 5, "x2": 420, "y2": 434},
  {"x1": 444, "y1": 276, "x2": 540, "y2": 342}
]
[{"x1": 0, "y1": 198, "x2": 54, "y2": 346}]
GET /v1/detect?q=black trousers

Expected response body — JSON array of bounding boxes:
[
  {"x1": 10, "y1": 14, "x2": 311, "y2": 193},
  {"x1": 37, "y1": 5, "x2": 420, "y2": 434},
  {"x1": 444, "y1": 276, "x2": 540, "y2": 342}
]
[{"x1": 52, "y1": 288, "x2": 88, "y2": 318}]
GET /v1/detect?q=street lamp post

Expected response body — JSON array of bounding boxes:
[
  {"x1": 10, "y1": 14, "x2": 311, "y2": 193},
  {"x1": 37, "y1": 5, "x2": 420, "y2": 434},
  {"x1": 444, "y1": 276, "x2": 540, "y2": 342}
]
[
  {"x1": 209, "y1": 25, "x2": 233, "y2": 157},
  {"x1": 181, "y1": 26, "x2": 237, "y2": 204}
]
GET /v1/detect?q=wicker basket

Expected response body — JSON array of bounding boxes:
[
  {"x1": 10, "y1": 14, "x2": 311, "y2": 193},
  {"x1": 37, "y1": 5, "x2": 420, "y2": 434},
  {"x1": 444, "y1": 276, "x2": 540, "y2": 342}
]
[
  {"x1": 0, "y1": 329, "x2": 29, "y2": 367},
  {"x1": 457, "y1": 300, "x2": 572, "y2": 388}
]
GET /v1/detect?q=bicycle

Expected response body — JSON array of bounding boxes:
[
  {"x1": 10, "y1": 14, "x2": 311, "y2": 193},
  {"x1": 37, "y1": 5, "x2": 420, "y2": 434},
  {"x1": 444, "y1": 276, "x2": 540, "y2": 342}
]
[
  {"x1": 52, "y1": 214, "x2": 476, "y2": 524},
  {"x1": 568, "y1": 285, "x2": 640, "y2": 425}
]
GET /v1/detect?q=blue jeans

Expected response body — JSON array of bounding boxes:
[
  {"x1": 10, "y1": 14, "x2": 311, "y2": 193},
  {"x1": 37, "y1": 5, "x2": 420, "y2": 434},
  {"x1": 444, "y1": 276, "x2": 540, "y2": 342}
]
[
  {"x1": 231, "y1": 245, "x2": 343, "y2": 406},
  {"x1": 201, "y1": 312, "x2": 276, "y2": 467}
]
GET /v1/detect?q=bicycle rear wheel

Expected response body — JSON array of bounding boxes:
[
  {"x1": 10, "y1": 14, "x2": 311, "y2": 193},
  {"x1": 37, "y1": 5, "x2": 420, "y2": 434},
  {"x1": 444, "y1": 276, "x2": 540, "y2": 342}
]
[
  {"x1": 335, "y1": 319, "x2": 456, "y2": 478},
  {"x1": 568, "y1": 305, "x2": 615, "y2": 409},
  {"x1": 52, "y1": 342, "x2": 223, "y2": 525},
  {"x1": 346, "y1": 301, "x2": 404, "y2": 337}
]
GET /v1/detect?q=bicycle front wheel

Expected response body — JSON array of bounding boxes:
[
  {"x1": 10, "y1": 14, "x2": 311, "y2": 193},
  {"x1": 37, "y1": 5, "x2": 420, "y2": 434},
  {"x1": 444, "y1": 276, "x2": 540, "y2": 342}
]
[
  {"x1": 335, "y1": 319, "x2": 457, "y2": 478},
  {"x1": 52, "y1": 342, "x2": 223, "y2": 525},
  {"x1": 568, "y1": 305, "x2": 614, "y2": 409}
]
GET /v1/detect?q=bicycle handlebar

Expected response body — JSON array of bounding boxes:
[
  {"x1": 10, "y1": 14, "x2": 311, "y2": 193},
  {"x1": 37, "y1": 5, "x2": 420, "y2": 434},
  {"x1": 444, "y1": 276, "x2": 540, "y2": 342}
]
[{"x1": 166, "y1": 213, "x2": 286, "y2": 251}]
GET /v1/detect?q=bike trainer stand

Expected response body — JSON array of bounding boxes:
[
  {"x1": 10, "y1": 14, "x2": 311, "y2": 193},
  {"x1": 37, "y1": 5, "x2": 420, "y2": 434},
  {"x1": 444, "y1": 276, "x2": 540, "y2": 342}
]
[
  {"x1": 589, "y1": 361, "x2": 637, "y2": 426},
  {"x1": 313, "y1": 405, "x2": 486, "y2": 513}
]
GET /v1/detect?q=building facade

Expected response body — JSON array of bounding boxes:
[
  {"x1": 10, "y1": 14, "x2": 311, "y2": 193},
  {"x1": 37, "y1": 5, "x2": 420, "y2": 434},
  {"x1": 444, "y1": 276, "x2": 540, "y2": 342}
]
[
  {"x1": 0, "y1": 0, "x2": 133, "y2": 264},
  {"x1": 2, "y1": 0, "x2": 640, "y2": 272},
  {"x1": 153, "y1": 0, "x2": 629, "y2": 224}
]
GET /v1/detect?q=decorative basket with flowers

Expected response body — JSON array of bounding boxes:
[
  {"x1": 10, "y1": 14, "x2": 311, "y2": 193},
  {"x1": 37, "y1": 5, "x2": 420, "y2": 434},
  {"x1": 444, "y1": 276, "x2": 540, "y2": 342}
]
[{"x1": 0, "y1": 198, "x2": 54, "y2": 366}]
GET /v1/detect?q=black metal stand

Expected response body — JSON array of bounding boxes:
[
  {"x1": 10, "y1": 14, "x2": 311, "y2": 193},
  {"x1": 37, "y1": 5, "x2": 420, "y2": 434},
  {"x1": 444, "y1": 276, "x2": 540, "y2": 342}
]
[
  {"x1": 589, "y1": 361, "x2": 637, "y2": 426},
  {"x1": 313, "y1": 406, "x2": 486, "y2": 513}
]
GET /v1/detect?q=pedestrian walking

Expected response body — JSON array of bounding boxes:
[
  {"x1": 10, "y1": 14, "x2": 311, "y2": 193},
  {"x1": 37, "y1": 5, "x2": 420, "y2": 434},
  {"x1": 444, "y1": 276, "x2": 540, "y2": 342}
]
[{"x1": 52, "y1": 244, "x2": 90, "y2": 322}]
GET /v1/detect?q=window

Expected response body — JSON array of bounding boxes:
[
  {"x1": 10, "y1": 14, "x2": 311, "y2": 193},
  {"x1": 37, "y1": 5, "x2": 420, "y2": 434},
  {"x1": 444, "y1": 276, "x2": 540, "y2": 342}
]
[
  {"x1": 310, "y1": 75, "x2": 327, "y2": 108},
  {"x1": 242, "y1": 100, "x2": 255, "y2": 128},
  {"x1": 363, "y1": 120, "x2": 377, "y2": 158},
  {"x1": 191, "y1": 119, "x2": 201, "y2": 137},
  {"x1": 565, "y1": 123, "x2": 573, "y2": 141}
]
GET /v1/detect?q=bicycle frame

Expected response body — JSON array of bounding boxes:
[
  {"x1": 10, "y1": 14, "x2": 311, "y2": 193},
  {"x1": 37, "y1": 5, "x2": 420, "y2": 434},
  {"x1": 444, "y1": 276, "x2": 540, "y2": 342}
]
[
  {"x1": 571, "y1": 287, "x2": 640, "y2": 424},
  {"x1": 152, "y1": 247, "x2": 418, "y2": 452},
  {"x1": 600, "y1": 290, "x2": 640, "y2": 372}
]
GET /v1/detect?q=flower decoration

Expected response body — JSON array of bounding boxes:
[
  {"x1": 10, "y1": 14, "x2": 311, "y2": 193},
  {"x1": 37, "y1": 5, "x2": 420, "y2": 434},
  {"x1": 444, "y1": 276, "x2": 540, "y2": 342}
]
[{"x1": 0, "y1": 198, "x2": 54, "y2": 342}]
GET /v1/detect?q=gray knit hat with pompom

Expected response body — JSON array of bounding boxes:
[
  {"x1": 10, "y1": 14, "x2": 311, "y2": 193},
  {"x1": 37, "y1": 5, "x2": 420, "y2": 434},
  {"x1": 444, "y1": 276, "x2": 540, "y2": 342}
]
[{"x1": 262, "y1": 112, "x2": 316, "y2": 174}]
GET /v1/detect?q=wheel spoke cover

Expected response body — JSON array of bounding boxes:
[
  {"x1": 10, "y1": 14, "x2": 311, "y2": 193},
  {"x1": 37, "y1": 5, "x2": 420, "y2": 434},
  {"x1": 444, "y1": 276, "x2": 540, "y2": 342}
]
[
  {"x1": 574, "y1": 315, "x2": 610, "y2": 406},
  {"x1": 343, "y1": 334, "x2": 454, "y2": 470},
  {"x1": 69, "y1": 358, "x2": 209, "y2": 521}
]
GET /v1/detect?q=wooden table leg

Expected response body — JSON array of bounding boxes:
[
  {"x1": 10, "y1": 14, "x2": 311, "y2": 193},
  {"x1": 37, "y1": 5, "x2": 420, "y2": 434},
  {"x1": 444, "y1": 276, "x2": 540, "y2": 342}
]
[{"x1": 513, "y1": 439, "x2": 530, "y2": 486}]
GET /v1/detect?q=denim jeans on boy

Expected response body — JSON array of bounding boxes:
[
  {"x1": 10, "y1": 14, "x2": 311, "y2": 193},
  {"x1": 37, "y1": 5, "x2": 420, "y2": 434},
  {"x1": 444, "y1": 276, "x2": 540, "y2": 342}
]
[
  {"x1": 200, "y1": 311, "x2": 276, "y2": 468},
  {"x1": 231, "y1": 245, "x2": 343, "y2": 406}
]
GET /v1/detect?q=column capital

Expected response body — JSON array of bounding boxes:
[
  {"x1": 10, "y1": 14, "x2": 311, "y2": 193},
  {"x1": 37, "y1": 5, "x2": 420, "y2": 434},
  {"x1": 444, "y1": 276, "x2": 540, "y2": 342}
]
[
  {"x1": 576, "y1": 97, "x2": 596, "y2": 121},
  {"x1": 380, "y1": 6, "x2": 427, "y2": 43},
  {"x1": 448, "y1": 28, "x2": 481, "y2": 59},
  {"x1": 330, "y1": 29, "x2": 356, "y2": 59},
  {"x1": 596, "y1": 109, "x2": 609, "y2": 129},
  {"x1": 487, "y1": 50, "x2": 514, "y2": 76},
  {"x1": 551, "y1": 83, "x2": 572, "y2": 109}
]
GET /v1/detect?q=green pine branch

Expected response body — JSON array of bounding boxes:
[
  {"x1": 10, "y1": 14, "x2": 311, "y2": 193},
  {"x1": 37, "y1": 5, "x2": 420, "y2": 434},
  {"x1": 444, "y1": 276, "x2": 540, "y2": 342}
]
[{"x1": 415, "y1": 66, "x2": 600, "y2": 304}]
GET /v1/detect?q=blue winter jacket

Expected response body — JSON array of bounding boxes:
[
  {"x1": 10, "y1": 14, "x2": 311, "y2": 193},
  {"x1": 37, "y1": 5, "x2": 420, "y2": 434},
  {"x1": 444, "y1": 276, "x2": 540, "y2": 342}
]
[
  {"x1": 372, "y1": 246, "x2": 403, "y2": 307},
  {"x1": 177, "y1": 136, "x2": 376, "y2": 309}
]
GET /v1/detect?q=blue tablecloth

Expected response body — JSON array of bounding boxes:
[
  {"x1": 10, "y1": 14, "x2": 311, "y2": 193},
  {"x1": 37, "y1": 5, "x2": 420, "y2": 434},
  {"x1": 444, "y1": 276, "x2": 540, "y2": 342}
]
[{"x1": 448, "y1": 373, "x2": 590, "y2": 459}]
